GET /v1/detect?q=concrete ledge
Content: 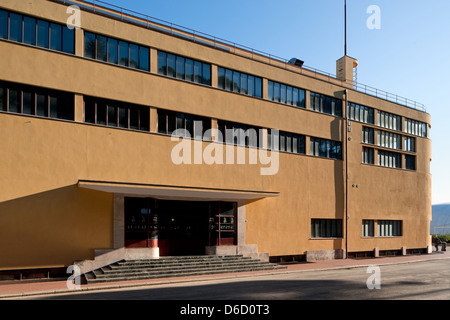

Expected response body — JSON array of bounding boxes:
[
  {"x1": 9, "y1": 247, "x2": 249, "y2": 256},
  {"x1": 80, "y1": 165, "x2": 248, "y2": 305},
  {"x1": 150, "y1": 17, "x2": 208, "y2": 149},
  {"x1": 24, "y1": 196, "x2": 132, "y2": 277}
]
[
  {"x1": 205, "y1": 245, "x2": 269, "y2": 261},
  {"x1": 306, "y1": 249, "x2": 345, "y2": 262}
]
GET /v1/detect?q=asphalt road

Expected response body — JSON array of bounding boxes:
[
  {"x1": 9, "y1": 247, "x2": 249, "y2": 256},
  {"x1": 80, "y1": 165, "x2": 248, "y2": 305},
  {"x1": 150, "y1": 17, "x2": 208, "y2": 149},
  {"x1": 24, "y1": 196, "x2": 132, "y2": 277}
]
[{"x1": 28, "y1": 258, "x2": 449, "y2": 300}]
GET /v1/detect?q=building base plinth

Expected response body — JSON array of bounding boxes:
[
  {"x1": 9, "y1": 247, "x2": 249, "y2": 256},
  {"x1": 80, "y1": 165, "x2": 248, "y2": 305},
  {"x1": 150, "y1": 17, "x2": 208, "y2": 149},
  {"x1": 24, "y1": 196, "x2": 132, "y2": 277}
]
[{"x1": 306, "y1": 249, "x2": 345, "y2": 262}]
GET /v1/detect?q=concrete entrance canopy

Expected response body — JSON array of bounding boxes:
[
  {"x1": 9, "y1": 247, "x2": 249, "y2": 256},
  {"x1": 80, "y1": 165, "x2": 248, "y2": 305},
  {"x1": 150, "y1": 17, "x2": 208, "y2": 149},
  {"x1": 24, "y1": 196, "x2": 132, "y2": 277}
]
[{"x1": 78, "y1": 180, "x2": 280, "y2": 201}]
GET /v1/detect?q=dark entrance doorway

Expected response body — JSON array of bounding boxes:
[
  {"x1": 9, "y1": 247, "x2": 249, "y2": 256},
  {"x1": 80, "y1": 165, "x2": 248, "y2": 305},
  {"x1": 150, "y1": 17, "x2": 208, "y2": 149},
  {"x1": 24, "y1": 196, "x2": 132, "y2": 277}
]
[{"x1": 124, "y1": 198, "x2": 237, "y2": 256}]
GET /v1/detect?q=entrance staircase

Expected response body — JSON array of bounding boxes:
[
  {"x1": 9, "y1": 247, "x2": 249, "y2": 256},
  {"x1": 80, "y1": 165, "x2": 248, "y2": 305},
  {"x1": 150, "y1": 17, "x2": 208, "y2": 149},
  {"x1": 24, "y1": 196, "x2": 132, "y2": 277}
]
[{"x1": 83, "y1": 255, "x2": 286, "y2": 284}]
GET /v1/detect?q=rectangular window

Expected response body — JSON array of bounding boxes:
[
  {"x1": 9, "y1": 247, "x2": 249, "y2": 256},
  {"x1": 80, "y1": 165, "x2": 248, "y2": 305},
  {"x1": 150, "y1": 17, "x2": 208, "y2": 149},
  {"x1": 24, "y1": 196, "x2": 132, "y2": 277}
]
[
  {"x1": 23, "y1": 16, "x2": 36, "y2": 45},
  {"x1": 377, "y1": 220, "x2": 402, "y2": 237},
  {"x1": 9, "y1": 13, "x2": 22, "y2": 42},
  {"x1": 310, "y1": 92, "x2": 342, "y2": 116},
  {"x1": 219, "y1": 67, "x2": 261, "y2": 97},
  {"x1": 405, "y1": 118, "x2": 427, "y2": 137},
  {"x1": 138, "y1": 46, "x2": 149, "y2": 71},
  {"x1": 167, "y1": 53, "x2": 176, "y2": 78},
  {"x1": 96, "y1": 35, "x2": 107, "y2": 62},
  {"x1": 0, "y1": 86, "x2": 5, "y2": 111},
  {"x1": 218, "y1": 121, "x2": 261, "y2": 147},
  {"x1": 218, "y1": 67, "x2": 225, "y2": 90},
  {"x1": 310, "y1": 137, "x2": 342, "y2": 160},
  {"x1": 377, "y1": 130, "x2": 401, "y2": 150},
  {"x1": 362, "y1": 127, "x2": 374, "y2": 144},
  {"x1": 36, "y1": 92, "x2": 48, "y2": 117},
  {"x1": 176, "y1": 56, "x2": 185, "y2": 80},
  {"x1": 362, "y1": 147, "x2": 374, "y2": 164},
  {"x1": 84, "y1": 98, "x2": 96, "y2": 124},
  {"x1": 62, "y1": 26, "x2": 75, "y2": 54},
  {"x1": 377, "y1": 150, "x2": 401, "y2": 168},
  {"x1": 362, "y1": 220, "x2": 374, "y2": 237},
  {"x1": 311, "y1": 219, "x2": 342, "y2": 238},
  {"x1": 405, "y1": 155, "x2": 416, "y2": 171},
  {"x1": 377, "y1": 111, "x2": 401, "y2": 131},
  {"x1": 49, "y1": 23, "x2": 62, "y2": 51},
  {"x1": 0, "y1": 10, "x2": 7, "y2": 39},
  {"x1": 22, "y1": 90, "x2": 34, "y2": 115},
  {"x1": 129, "y1": 44, "x2": 139, "y2": 69},
  {"x1": 404, "y1": 136, "x2": 415, "y2": 152},
  {"x1": 36, "y1": 20, "x2": 49, "y2": 48},
  {"x1": 185, "y1": 58, "x2": 194, "y2": 82},
  {"x1": 8, "y1": 88, "x2": 20, "y2": 113},
  {"x1": 194, "y1": 61, "x2": 203, "y2": 84},
  {"x1": 84, "y1": 31, "x2": 96, "y2": 59},
  {"x1": 107, "y1": 38, "x2": 118, "y2": 64},
  {"x1": 202, "y1": 63, "x2": 211, "y2": 85},
  {"x1": 118, "y1": 41, "x2": 129, "y2": 67},
  {"x1": 347, "y1": 103, "x2": 374, "y2": 124},
  {"x1": 158, "y1": 109, "x2": 210, "y2": 140},
  {"x1": 157, "y1": 51, "x2": 167, "y2": 75}
]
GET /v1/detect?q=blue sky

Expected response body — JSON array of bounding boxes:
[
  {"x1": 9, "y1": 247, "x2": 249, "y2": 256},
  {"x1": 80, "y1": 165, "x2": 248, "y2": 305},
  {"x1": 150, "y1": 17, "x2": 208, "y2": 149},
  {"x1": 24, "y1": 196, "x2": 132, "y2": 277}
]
[{"x1": 98, "y1": 0, "x2": 449, "y2": 204}]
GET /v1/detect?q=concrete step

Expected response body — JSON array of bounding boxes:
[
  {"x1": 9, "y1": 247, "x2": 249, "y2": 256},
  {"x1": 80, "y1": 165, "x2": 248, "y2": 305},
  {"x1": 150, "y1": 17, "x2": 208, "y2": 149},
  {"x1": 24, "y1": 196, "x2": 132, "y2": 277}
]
[{"x1": 83, "y1": 255, "x2": 286, "y2": 284}]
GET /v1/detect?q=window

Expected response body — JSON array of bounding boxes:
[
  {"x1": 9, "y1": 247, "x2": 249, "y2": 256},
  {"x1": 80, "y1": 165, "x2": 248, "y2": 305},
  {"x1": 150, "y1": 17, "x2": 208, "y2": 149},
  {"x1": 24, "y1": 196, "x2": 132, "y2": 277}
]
[
  {"x1": 377, "y1": 150, "x2": 401, "y2": 168},
  {"x1": 217, "y1": 121, "x2": 261, "y2": 148},
  {"x1": 377, "y1": 111, "x2": 401, "y2": 131},
  {"x1": 23, "y1": 16, "x2": 36, "y2": 45},
  {"x1": 158, "y1": 109, "x2": 211, "y2": 140},
  {"x1": 268, "y1": 130, "x2": 305, "y2": 154},
  {"x1": 310, "y1": 92, "x2": 342, "y2": 117},
  {"x1": 362, "y1": 127, "x2": 374, "y2": 144},
  {"x1": 362, "y1": 220, "x2": 374, "y2": 237},
  {"x1": 311, "y1": 219, "x2": 342, "y2": 238},
  {"x1": 377, "y1": 130, "x2": 401, "y2": 150},
  {"x1": 0, "y1": 10, "x2": 7, "y2": 39},
  {"x1": 84, "y1": 96, "x2": 149, "y2": 131},
  {"x1": 36, "y1": 20, "x2": 49, "y2": 48},
  {"x1": 405, "y1": 155, "x2": 416, "y2": 171},
  {"x1": 347, "y1": 103, "x2": 374, "y2": 124},
  {"x1": 9, "y1": 13, "x2": 22, "y2": 42},
  {"x1": 0, "y1": 81, "x2": 74, "y2": 120},
  {"x1": 217, "y1": 67, "x2": 262, "y2": 98},
  {"x1": 377, "y1": 220, "x2": 402, "y2": 237},
  {"x1": 268, "y1": 81, "x2": 305, "y2": 108},
  {"x1": 158, "y1": 51, "x2": 211, "y2": 86},
  {"x1": 85, "y1": 32, "x2": 150, "y2": 71},
  {"x1": 405, "y1": 118, "x2": 427, "y2": 137},
  {"x1": 404, "y1": 136, "x2": 416, "y2": 152},
  {"x1": 362, "y1": 147, "x2": 374, "y2": 164},
  {"x1": 310, "y1": 137, "x2": 342, "y2": 160},
  {"x1": 49, "y1": 23, "x2": 62, "y2": 51}
]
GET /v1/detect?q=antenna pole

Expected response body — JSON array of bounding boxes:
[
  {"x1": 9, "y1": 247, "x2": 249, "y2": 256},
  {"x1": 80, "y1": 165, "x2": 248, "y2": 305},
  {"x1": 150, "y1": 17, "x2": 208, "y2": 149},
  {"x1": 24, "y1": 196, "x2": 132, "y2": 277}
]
[{"x1": 344, "y1": 0, "x2": 347, "y2": 56}]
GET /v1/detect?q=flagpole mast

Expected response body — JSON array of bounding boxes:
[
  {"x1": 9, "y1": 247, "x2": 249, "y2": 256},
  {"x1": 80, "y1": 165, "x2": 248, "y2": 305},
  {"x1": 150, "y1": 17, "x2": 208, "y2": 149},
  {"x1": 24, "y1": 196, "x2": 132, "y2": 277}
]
[{"x1": 344, "y1": 0, "x2": 347, "y2": 56}]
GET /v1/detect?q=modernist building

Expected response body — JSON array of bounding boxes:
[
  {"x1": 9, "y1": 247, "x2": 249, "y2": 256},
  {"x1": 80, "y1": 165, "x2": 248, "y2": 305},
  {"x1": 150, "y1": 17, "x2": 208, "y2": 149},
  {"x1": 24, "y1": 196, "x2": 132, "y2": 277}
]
[{"x1": 0, "y1": 0, "x2": 432, "y2": 278}]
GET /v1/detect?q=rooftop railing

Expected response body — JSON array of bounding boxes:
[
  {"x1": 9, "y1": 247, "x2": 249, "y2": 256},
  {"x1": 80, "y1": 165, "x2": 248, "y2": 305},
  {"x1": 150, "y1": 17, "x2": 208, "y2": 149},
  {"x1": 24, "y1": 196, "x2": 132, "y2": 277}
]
[{"x1": 53, "y1": 0, "x2": 426, "y2": 113}]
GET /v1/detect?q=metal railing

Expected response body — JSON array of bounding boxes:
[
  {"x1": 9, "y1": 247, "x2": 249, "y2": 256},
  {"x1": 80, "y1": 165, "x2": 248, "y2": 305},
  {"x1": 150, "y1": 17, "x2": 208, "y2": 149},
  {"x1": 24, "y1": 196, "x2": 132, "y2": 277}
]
[{"x1": 54, "y1": 0, "x2": 426, "y2": 113}]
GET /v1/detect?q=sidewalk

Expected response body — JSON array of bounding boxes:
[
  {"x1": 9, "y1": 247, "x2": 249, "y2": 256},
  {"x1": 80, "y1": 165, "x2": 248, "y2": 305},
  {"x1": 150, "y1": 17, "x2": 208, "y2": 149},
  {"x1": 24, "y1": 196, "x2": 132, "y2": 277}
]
[{"x1": 1, "y1": 250, "x2": 449, "y2": 299}]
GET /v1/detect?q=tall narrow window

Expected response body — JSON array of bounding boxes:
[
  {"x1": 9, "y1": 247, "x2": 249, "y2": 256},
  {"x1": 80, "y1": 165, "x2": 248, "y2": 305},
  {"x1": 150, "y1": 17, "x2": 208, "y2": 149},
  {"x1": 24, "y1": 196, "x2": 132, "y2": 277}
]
[
  {"x1": 157, "y1": 51, "x2": 167, "y2": 75},
  {"x1": 107, "y1": 38, "x2": 118, "y2": 64},
  {"x1": 62, "y1": 26, "x2": 75, "y2": 54},
  {"x1": 9, "y1": 13, "x2": 22, "y2": 42},
  {"x1": 23, "y1": 16, "x2": 36, "y2": 45},
  {"x1": 0, "y1": 10, "x2": 7, "y2": 39},
  {"x1": 96, "y1": 35, "x2": 107, "y2": 62},
  {"x1": 362, "y1": 220, "x2": 374, "y2": 237},
  {"x1": 118, "y1": 41, "x2": 129, "y2": 67},
  {"x1": 49, "y1": 23, "x2": 62, "y2": 51},
  {"x1": 84, "y1": 32, "x2": 96, "y2": 59},
  {"x1": 22, "y1": 90, "x2": 34, "y2": 115},
  {"x1": 0, "y1": 86, "x2": 5, "y2": 111},
  {"x1": 139, "y1": 46, "x2": 149, "y2": 71},
  {"x1": 8, "y1": 89, "x2": 20, "y2": 113},
  {"x1": 129, "y1": 43, "x2": 139, "y2": 69},
  {"x1": 36, "y1": 20, "x2": 49, "y2": 48}
]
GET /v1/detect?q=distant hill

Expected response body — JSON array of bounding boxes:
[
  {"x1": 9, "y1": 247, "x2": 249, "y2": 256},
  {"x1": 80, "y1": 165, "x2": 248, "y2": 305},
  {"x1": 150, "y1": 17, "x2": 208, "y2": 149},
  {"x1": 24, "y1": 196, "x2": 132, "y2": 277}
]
[{"x1": 431, "y1": 204, "x2": 450, "y2": 235}]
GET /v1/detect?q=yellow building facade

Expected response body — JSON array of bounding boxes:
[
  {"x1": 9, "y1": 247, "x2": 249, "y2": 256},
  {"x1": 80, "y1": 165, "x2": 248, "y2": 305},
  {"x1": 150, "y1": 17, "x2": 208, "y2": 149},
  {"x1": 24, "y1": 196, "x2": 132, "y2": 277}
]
[{"x1": 0, "y1": 0, "x2": 432, "y2": 277}]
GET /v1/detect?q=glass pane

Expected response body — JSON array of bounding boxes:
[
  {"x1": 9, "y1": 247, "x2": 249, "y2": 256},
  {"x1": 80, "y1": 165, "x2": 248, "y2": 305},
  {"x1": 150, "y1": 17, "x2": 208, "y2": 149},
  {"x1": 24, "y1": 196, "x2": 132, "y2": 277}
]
[
  {"x1": 0, "y1": 86, "x2": 5, "y2": 111},
  {"x1": 62, "y1": 26, "x2": 75, "y2": 54},
  {"x1": 280, "y1": 84, "x2": 286, "y2": 104},
  {"x1": 267, "y1": 81, "x2": 273, "y2": 101},
  {"x1": 96, "y1": 35, "x2": 107, "y2": 61},
  {"x1": 60, "y1": 94, "x2": 74, "y2": 120},
  {"x1": 129, "y1": 108, "x2": 139, "y2": 130},
  {"x1": 240, "y1": 73, "x2": 248, "y2": 94},
  {"x1": 157, "y1": 51, "x2": 167, "y2": 75},
  {"x1": 158, "y1": 112, "x2": 167, "y2": 134},
  {"x1": 118, "y1": 41, "x2": 129, "y2": 67},
  {"x1": 274, "y1": 82, "x2": 280, "y2": 102},
  {"x1": 9, "y1": 13, "x2": 22, "y2": 42},
  {"x1": 194, "y1": 61, "x2": 202, "y2": 83},
  {"x1": 23, "y1": 16, "x2": 36, "y2": 45},
  {"x1": 49, "y1": 95, "x2": 59, "y2": 118},
  {"x1": 84, "y1": 32, "x2": 96, "y2": 58},
  {"x1": 36, "y1": 93, "x2": 47, "y2": 116},
  {"x1": 254, "y1": 77, "x2": 262, "y2": 98},
  {"x1": 139, "y1": 107, "x2": 149, "y2": 131},
  {"x1": 8, "y1": 89, "x2": 20, "y2": 113},
  {"x1": 218, "y1": 67, "x2": 225, "y2": 89},
  {"x1": 84, "y1": 99, "x2": 95, "y2": 123},
  {"x1": 129, "y1": 44, "x2": 139, "y2": 69},
  {"x1": 167, "y1": 54, "x2": 176, "y2": 77},
  {"x1": 167, "y1": 112, "x2": 175, "y2": 134},
  {"x1": 185, "y1": 59, "x2": 194, "y2": 82},
  {"x1": 49, "y1": 23, "x2": 62, "y2": 51},
  {"x1": 232, "y1": 71, "x2": 240, "y2": 93},
  {"x1": 248, "y1": 75, "x2": 254, "y2": 96},
  {"x1": 202, "y1": 63, "x2": 211, "y2": 85},
  {"x1": 225, "y1": 69, "x2": 232, "y2": 91},
  {"x1": 22, "y1": 91, "x2": 34, "y2": 115},
  {"x1": 0, "y1": 10, "x2": 7, "y2": 39},
  {"x1": 107, "y1": 38, "x2": 118, "y2": 64},
  {"x1": 118, "y1": 107, "x2": 128, "y2": 128},
  {"x1": 36, "y1": 20, "x2": 49, "y2": 48},
  {"x1": 97, "y1": 102, "x2": 106, "y2": 125},
  {"x1": 107, "y1": 105, "x2": 117, "y2": 126},
  {"x1": 139, "y1": 46, "x2": 149, "y2": 71},
  {"x1": 176, "y1": 56, "x2": 185, "y2": 80},
  {"x1": 287, "y1": 86, "x2": 292, "y2": 105}
]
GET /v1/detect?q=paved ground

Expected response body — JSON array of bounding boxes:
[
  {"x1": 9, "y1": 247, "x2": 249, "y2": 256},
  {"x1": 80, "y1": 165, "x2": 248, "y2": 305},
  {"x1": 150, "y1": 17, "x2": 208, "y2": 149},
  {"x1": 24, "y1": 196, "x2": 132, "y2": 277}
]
[{"x1": 1, "y1": 250, "x2": 449, "y2": 300}]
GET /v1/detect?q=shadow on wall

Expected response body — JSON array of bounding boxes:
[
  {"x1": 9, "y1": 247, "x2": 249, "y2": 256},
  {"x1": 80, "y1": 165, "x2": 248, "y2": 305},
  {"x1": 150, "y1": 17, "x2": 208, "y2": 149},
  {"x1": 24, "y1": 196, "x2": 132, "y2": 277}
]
[{"x1": 0, "y1": 184, "x2": 113, "y2": 270}]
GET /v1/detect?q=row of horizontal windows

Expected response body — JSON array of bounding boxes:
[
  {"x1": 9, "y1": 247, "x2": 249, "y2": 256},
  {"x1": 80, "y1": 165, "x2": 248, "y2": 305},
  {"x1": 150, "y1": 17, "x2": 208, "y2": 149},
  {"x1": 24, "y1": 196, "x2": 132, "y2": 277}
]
[
  {"x1": 362, "y1": 220, "x2": 402, "y2": 237},
  {"x1": 362, "y1": 147, "x2": 416, "y2": 170},
  {"x1": 267, "y1": 81, "x2": 305, "y2": 108},
  {"x1": 158, "y1": 51, "x2": 211, "y2": 85},
  {"x1": 85, "y1": 31, "x2": 150, "y2": 71},
  {"x1": 0, "y1": 81, "x2": 74, "y2": 120},
  {"x1": 158, "y1": 109, "x2": 211, "y2": 140},
  {"x1": 362, "y1": 127, "x2": 416, "y2": 153},
  {"x1": 268, "y1": 130, "x2": 306, "y2": 155},
  {"x1": 217, "y1": 121, "x2": 262, "y2": 148},
  {"x1": 377, "y1": 110, "x2": 402, "y2": 131},
  {"x1": 310, "y1": 137, "x2": 342, "y2": 160},
  {"x1": 310, "y1": 92, "x2": 343, "y2": 117},
  {"x1": 405, "y1": 118, "x2": 427, "y2": 137},
  {"x1": 217, "y1": 67, "x2": 262, "y2": 98},
  {"x1": 347, "y1": 103, "x2": 374, "y2": 124},
  {"x1": 0, "y1": 9, "x2": 74, "y2": 54},
  {"x1": 84, "y1": 97, "x2": 150, "y2": 131},
  {"x1": 311, "y1": 219, "x2": 342, "y2": 238}
]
